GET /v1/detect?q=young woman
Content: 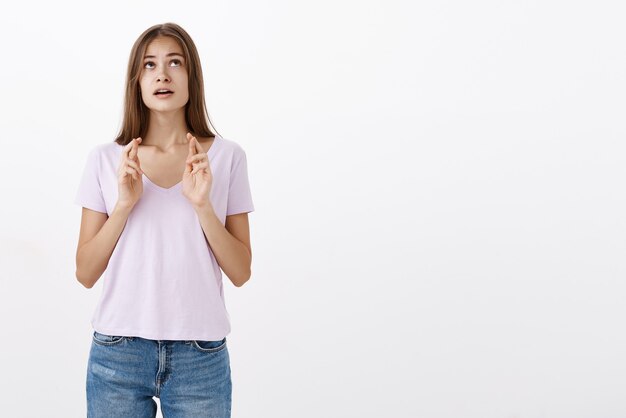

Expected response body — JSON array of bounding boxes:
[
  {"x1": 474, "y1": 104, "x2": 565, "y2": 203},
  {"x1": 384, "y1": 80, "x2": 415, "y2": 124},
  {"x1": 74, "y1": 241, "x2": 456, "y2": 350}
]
[{"x1": 74, "y1": 22, "x2": 254, "y2": 417}]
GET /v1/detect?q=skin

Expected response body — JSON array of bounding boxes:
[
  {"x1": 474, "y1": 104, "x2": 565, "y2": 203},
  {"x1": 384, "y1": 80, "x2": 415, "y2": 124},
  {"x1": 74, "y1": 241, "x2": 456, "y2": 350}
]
[{"x1": 76, "y1": 36, "x2": 252, "y2": 288}]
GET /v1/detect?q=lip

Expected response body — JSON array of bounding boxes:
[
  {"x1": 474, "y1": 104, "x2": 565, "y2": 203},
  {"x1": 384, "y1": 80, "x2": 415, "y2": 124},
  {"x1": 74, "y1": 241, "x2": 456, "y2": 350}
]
[
  {"x1": 153, "y1": 88, "x2": 175, "y2": 95},
  {"x1": 154, "y1": 92, "x2": 174, "y2": 99}
]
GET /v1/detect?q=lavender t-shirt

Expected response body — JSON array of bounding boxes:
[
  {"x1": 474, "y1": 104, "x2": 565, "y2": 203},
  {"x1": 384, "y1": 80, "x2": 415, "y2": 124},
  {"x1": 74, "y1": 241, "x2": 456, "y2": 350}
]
[{"x1": 74, "y1": 135, "x2": 254, "y2": 340}]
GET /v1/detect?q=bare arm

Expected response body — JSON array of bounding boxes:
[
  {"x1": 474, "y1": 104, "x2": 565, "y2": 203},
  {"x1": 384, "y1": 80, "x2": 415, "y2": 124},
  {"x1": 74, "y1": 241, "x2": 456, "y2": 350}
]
[
  {"x1": 182, "y1": 134, "x2": 253, "y2": 287},
  {"x1": 194, "y1": 204, "x2": 252, "y2": 287},
  {"x1": 75, "y1": 203, "x2": 134, "y2": 288},
  {"x1": 76, "y1": 138, "x2": 144, "y2": 288}
]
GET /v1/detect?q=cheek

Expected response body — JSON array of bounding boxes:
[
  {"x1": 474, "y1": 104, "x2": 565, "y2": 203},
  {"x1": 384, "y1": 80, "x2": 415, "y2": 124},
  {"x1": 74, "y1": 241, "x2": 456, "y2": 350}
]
[
  {"x1": 178, "y1": 79, "x2": 190, "y2": 99},
  {"x1": 139, "y1": 80, "x2": 149, "y2": 98}
]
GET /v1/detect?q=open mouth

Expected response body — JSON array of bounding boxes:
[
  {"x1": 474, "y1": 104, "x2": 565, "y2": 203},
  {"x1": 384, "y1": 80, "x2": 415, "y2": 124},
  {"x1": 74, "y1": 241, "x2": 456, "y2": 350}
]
[{"x1": 154, "y1": 89, "x2": 174, "y2": 97}]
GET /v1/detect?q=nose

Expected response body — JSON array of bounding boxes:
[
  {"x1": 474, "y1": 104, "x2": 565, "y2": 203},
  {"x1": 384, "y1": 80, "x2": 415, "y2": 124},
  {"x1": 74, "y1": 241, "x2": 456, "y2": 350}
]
[
  {"x1": 156, "y1": 73, "x2": 170, "y2": 82},
  {"x1": 156, "y1": 67, "x2": 171, "y2": 82}
]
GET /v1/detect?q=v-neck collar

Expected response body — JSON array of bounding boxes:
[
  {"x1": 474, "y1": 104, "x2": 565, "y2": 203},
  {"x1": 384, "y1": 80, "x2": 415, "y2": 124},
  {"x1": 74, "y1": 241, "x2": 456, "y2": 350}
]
[{"x1": 137, "y1": 135, "x2": 221, "y2": 194}]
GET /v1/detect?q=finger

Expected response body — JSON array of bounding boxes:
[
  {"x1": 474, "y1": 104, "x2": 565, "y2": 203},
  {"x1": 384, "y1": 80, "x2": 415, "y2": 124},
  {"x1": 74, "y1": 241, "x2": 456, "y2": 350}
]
[
  {"x1": 129, "y1": 137, "x2": 141, "y2": 160},
  {"x1": 193, "y1": 136, "x2": 204, "y2": 154},
  {"x1": 187, "y1": 132, "x2": 204, "y2": 154},
  {"x1": 126, "y1": 160, "x2": 144, "y2": 175},
  {"x1": 186, "y1": 153, "x2": 207, "y2": 164},
  {"x1": 125, "y1": 167, "x2": 139, "y2": 180},
  {"x1": 191, "y1": 162, "x2": 209, "y2": 175},
  {"x1": 125, "y1": 138, "x2": 136, "y2": 162},
  {"x1": 185, "y1": 153, "x2": 194, "y2": 174},
  {"x1": 124, "y1": 138, "x2": 136, "y2": 151},
  {"x1": 121, "y1": 138, "x2": 136, "y2": 162},
  {"x1": 125, "y1": 138, "x2": 136, "y2": 156},
  {"x1": 187, "y1": 133, "x2": 196, "y2": 157}
]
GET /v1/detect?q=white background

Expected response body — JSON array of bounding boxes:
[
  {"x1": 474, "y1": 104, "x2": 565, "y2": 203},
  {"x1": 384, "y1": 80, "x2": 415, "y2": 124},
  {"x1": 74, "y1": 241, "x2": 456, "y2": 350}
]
[{"x1": 0, "y1": 1, "x2": 624, "y2": 417}]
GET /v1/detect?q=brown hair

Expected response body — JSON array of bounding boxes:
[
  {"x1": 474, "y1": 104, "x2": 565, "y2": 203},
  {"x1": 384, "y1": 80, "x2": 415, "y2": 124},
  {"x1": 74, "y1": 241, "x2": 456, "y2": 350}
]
[{"x1": 114, "y1": 22, "x2": 219, "y2": 146}]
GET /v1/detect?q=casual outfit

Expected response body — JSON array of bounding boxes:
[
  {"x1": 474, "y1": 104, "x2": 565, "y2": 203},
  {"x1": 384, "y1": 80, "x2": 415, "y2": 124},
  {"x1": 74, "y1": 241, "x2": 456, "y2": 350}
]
[{"x1": 74, "y1": 135, "x2": 254, "y2": 417}]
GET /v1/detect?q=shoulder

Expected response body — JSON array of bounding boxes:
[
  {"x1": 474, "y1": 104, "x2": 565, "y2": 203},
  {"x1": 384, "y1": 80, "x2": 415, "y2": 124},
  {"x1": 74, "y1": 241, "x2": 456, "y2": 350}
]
[
  {"x1": 215, "y1": 136, "x2": 246, "y2": 153},
  {"x1": 81, "y1": 142, "x2": 124, "y2": 172},
  {"x1": 87, "y1": 141, "x2": 125, "y2": 160},
  {"x1": 216, "y1": 136, "x2": 249, "y2": 163},
  {"x1": 86, "y1": 141, "x2": 123, "y2": 156}
]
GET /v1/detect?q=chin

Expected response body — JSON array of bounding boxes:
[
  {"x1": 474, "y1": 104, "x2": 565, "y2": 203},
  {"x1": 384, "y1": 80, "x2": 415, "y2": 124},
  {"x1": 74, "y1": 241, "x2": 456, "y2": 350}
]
[{"x1": 148, "y1": 102, "x2": 186, "y2": 112}]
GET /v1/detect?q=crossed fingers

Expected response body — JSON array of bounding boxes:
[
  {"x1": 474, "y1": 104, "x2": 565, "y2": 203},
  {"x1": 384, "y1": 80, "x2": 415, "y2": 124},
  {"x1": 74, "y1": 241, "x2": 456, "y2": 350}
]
[
  {"x1": 186, "y1": 133, "x2": 209, "y2": 175},
  {"x1": 120, "y1": 137, "x2": 143, "y2": 180}
]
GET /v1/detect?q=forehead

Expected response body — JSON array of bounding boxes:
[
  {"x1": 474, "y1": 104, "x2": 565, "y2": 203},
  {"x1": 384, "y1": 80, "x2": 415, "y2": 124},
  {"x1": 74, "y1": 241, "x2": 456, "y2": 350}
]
[{"x1": 144, "y1": 36, "x2": 183, "y2": 56}]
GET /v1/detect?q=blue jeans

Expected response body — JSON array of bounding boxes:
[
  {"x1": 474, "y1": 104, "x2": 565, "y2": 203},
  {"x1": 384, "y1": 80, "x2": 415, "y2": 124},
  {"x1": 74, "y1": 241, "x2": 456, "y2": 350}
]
[{"x1": 86, "y1": 331, "x2": 232, "y2": 417}]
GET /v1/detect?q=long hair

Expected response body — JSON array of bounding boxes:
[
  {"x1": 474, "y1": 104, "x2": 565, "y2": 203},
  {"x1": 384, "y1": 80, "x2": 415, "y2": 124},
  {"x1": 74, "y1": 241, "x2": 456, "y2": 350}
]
[{"x1": 114, "y1": 22, "x2": 219, "y2": 146}]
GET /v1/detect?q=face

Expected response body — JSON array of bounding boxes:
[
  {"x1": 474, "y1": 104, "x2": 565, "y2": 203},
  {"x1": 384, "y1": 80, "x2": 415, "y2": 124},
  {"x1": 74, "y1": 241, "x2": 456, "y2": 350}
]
[{"x1": 139, "y1": 36, "x2": 189, "y2": 113}]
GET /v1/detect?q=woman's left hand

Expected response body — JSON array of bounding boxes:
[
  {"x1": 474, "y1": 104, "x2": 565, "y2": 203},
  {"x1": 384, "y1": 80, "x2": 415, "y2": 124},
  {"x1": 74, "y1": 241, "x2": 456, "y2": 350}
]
[{"x1": 182, "y1": 132, "x2": 213, "y2": 208}]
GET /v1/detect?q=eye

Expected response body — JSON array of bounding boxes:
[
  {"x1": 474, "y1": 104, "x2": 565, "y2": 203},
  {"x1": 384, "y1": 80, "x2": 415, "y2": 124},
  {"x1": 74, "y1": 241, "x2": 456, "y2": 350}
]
[
  {"x1": 170, "y1": 59, "x2": 182, "y2": 67},
  {"x1": 144, "y1": 61, "x2": 155, "y2": 69}
]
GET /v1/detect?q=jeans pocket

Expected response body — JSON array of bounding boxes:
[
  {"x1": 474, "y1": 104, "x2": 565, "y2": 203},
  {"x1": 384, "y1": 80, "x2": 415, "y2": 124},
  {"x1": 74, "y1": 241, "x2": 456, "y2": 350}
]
[
  {"x1": 92, "y1": 331, "x2": 127, "y2": 346},
  {"x1": 191, "y1": 337, "x2": 227, "y2": 353}
]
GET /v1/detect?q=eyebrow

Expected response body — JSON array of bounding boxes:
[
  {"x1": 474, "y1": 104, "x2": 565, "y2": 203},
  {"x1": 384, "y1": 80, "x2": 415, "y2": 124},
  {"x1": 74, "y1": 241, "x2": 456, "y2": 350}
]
[{"x1": 143, "y1": 52, "x2": 184, "y2": 59}]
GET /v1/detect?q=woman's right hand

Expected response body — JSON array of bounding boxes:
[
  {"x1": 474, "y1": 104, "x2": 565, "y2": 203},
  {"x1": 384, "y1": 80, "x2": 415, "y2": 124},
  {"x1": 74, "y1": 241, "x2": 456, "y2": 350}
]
[{"x1": 117, "y1": 137, "x2": 144, "y2": 209}]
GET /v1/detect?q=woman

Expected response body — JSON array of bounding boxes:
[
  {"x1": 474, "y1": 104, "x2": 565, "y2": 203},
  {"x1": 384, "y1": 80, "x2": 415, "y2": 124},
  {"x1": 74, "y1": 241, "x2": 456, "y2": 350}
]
[{"x1": 74, "y1": 22, "x2": 254, "y2": 417}]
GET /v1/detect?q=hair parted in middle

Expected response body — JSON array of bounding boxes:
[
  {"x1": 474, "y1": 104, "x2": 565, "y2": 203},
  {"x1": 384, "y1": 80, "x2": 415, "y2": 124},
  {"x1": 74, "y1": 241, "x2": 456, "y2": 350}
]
[{"x1": 114, "y1": 22, "x2": 219, "y2": 146}]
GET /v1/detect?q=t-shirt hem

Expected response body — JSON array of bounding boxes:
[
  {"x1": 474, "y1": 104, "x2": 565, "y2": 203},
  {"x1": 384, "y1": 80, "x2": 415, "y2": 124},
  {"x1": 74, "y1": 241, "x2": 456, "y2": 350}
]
[
  {"x1": 75, "y1": 200, "x2": 107, "y2": 214},
  {"x1": 226, "y1": 206, "x2": 255, "y2": 216},
  {"x1": 92, "y1": 324, "x2": 230, "y2": 341}
]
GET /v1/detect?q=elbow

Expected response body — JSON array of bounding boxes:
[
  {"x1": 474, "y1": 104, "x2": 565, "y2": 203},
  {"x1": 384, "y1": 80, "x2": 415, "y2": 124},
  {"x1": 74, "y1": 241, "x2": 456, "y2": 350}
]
[
  {"x1": 75, "y1": 252, "x2": 94, "y2": 289},
  {"x1": 234, "y1": 269, "x2": 252, "y2": 288},
  {"x1": 75, "y1": 269, "x2": 96, "y2": 289},
  {"x1": 75, "y1": 252, "x2": 104, "y2": 289}
]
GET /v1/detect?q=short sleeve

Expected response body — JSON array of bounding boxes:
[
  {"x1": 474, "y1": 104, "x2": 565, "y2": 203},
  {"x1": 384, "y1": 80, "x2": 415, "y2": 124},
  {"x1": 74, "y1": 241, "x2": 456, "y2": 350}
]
[
  {"x1": 74, "y1": 146, "x2": 107, "y2": 214},
  {"x1": 226, "y1": 145, "x2": 255, "y2": 216}
]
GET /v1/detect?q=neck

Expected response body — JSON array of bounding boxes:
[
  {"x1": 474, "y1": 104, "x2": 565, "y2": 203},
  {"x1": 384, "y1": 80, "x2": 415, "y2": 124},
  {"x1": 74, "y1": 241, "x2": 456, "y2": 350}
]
[{"x1": 143, "y1": 108, "x2": 189, "y2": 150}]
